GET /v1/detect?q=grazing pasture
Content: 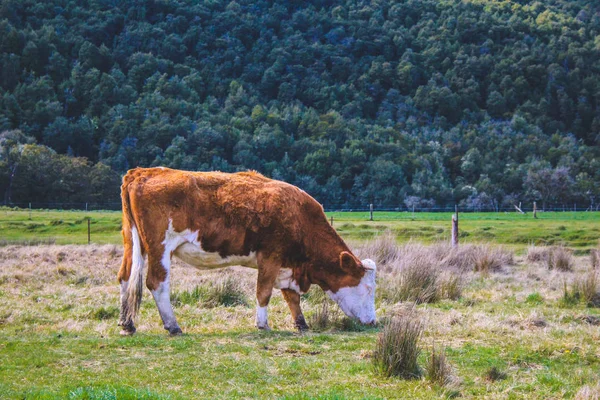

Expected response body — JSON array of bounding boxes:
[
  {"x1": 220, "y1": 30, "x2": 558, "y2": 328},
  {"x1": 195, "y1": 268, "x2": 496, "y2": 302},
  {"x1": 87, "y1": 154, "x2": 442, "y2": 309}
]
[
  {"x1": 1, "y1": 209, "x2": 600, "y2": 398},
  {"x1": 1, "y1": 208, "x2": 599, "y2": 250}
]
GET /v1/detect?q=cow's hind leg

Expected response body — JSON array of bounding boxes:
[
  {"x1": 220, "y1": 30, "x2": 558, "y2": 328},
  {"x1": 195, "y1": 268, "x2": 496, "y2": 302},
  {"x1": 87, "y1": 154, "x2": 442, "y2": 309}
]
[
  {"x1": 117, "y1": 242, "x2": 137, "y2": 335},
  {"x1": 281, "y1": 289, "x2": 309, "y2": 331},
  {"x1": 147, "y1": 251, "x2": 182, "y2": 336}
]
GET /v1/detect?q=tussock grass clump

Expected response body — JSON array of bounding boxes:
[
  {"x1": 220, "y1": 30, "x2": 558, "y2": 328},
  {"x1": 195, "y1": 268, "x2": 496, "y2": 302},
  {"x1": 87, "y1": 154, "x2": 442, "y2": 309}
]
[
  {"x1": 527, "y1": 244, "x2": 548, "y2": 263},
  {"x1": 438, "y1": 272, "x2": 463, "y2": 301},
  {"x1": 308, "y1": 301, "x2": 334, "y2": 332},
  {"x1": 484, "y1": 366, "x2": 507, "y2": 382},
  {"x1": 470, "y1": 245, "x2": 512, "y2": 273},
  {"x1": 547, "y1": 246, "x2": 573, "y2": 271},
  {"x1": 444, "y1": 244, "x2": 513, "y2": 272},
  {"x1": 372, "y1": 314, "x2": 423, "y2": 379},
  {"x1": 567, "y1": 271, "x2": 600, "y2": 307},
  {"x1": 359, "y1": 230, "x2": 399, "y2": 267},
  {"x1": 395, "y1": 259, "x2": 440, "y2": 304},
  {"x1": 92, "y1": 306, "x2": 119, "y2": 320},
  {"x1": 426, "y1": 346, "x2": 456, "y2": 387},
  {"x1": 171, "y1": 276, "x2": 248, "y2": 308}
]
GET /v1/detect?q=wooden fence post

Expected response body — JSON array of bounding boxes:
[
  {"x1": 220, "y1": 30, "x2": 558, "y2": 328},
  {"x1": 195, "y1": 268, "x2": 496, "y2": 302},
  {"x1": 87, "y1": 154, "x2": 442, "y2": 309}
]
[
  {"x1": 330, "y1": 216, "x2": 334, "y2": 226},
  {"x1": 369, "y1": 203, "x2": 373, "y2": 221},
  {"x1": 28, "y1": 202, "x2": 31, "y2": 220},
  {"x1": 451, "y1": 205, "x2": 459, "y2": 248},
  {"x1": 87, "y1": 217, "x2": 91, "y2": 244},
  {"x1": 533, "y1": 202, "x2": 537, "y2": 219}
]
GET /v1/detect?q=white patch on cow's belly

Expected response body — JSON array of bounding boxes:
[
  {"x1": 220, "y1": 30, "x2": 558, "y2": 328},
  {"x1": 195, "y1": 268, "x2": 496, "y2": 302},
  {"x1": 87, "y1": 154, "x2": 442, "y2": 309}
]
[
  {"x1": 174, "y1": 243, "x2": 257, "y2": 269},
  {"x1": 163, "y1": 219, "x2": 257, "y2": 269},
  {"x1": 274, "y1": 268, "x2": 303, "y2": 294}
]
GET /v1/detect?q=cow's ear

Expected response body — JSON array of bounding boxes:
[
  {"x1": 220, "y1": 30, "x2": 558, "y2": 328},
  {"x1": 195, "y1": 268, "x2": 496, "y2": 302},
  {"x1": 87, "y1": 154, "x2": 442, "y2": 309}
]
[{"x1": 339, "y1": 251, "x2": 360, "y2": 273}]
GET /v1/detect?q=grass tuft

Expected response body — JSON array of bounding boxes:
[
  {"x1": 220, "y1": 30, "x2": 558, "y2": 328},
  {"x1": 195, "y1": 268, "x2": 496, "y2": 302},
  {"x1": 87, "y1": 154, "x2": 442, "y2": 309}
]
[
  {"x1": 372, "y1": 313, "x2": 423, "y2": 379},
  {"x1": 92, "y1": 306, "x2": 119, "y2": 320},
  {"x1": 308, "y1": 301, "x2": 334, "y2": 332},
  {"x1": 359, "y1": 230, "x2": 399, "y2": 267},
  {"x1": 393, "y1": 259, "x2": 440, "y2": 304},
  {"x1": 426, "y1": 345, "x2": 456, "y2": 387},
  {"x1": 171, "y1": 276, "x2": 248, "y2": 308},
  {"x1": 547, "y1": 246, "x2": 573, "y2": 271},
  {"x1": 484, "y1": 366, "x2": 507, "y2": 382}
]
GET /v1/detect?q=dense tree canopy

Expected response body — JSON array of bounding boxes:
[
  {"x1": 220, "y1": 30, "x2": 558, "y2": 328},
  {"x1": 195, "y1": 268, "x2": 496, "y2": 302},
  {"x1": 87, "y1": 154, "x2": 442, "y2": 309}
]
[{"x1": 1, "y1": 0, "x2": 599, "y2": 209}]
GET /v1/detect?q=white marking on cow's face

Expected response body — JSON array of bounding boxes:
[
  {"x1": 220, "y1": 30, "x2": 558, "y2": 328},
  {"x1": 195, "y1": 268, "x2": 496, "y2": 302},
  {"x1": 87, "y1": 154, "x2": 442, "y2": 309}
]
[
  {"x1": 326, "y1": 259, "x2": 377, "y2": 324},
  {"x1": 256, "y1": 304, "x2": 269, "y2": 329},
  {"x1": 274, "y1": 268, "x2": 303, "y2": 294}
]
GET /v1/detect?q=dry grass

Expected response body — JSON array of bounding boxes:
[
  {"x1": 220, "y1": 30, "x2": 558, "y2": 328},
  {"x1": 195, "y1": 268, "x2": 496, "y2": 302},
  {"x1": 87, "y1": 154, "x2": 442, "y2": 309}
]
[
  {"x1": 357, "y1": 230, "x2": 399, "y2": 267},
  {"x1": 308, "y1": 301, "x2": 334, "y2": 332},
  {"x1": 591, "y1": 249, "x2": 600, "y2": 270},
  {"x1": 575, "y1": 384, "x2": 600, "y2": 400},
  {"x1": 547, "y1": 246, "x2": 574, "y2": 271},
  {"x1": 527, "y1": 244, "x2": 548, "y2": 263},
  {"x1": 565, "y1": 270, "x2": 600, "y2": 307},
  {"x1": 2, "y1": 241, "x2": 600, "y2": 398},
  {"x1": 372, "y1": 313, "x2": 423, "y2": 379}
]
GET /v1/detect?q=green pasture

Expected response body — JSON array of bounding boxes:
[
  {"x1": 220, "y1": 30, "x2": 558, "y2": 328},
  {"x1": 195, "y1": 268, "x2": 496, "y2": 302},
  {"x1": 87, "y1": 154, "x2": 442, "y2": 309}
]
[{"x1": 1, "y1": 208, "x2": 599, "y2": 251}]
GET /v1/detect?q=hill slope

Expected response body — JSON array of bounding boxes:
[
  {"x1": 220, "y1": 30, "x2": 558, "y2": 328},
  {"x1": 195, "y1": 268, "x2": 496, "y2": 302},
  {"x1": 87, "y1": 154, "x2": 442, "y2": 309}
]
[{"x1": 0, "y1": 0, "x2": 599, "y2": 208}]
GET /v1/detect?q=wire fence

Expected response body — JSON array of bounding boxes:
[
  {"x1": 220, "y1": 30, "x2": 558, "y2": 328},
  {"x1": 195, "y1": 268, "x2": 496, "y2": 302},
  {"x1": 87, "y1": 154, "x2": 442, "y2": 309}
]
[{"x1": 2, "y1": 202, "x2": 598, "y2": 213}]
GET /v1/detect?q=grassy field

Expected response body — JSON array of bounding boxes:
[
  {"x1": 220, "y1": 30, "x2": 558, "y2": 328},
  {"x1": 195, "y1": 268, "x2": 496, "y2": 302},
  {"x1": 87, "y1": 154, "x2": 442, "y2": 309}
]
[
  {"x1": 1, "y1": 208, "x2": 599, "y2": 251},
  {"x1": 1, "y1": 209, "x2": 600, "y2": 399}
]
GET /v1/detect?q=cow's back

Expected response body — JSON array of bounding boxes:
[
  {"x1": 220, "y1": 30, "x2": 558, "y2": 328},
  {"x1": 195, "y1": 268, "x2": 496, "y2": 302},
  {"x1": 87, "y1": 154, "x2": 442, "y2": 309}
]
[{"x1": 122, "y1": 167, "x2": 330, "y2": 263}]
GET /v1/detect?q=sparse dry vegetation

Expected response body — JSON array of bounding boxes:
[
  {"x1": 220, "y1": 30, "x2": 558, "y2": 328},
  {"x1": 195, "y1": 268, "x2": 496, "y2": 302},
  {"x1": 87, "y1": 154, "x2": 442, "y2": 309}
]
[{"x1": 1, "y1": 237, "x2": 600, "y2": 398}]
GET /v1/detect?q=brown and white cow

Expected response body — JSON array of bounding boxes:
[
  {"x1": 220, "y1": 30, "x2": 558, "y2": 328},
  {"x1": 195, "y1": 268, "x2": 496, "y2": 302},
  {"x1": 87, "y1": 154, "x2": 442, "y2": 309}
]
[{"x1": 117, "y1": 167, "x2": 376, "y2": 335}]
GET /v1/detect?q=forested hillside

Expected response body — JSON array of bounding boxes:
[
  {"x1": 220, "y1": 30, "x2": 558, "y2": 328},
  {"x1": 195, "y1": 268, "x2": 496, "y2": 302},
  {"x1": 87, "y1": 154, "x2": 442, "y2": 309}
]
[{"x1": 1, "y1": 0, "x2": 599, "y2": 209}]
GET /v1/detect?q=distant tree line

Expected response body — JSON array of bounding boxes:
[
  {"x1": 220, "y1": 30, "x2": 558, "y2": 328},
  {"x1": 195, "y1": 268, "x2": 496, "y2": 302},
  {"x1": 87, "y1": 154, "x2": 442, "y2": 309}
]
[{"x1": 0, "y1": 0, "x2": 599, "y2": 209}]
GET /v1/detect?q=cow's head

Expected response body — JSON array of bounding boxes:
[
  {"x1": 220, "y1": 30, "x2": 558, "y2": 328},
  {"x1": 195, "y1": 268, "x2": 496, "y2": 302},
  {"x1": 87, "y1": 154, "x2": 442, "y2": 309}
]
[{"x1": 326, "y1": 252, "x2": 377, "y2": 325}]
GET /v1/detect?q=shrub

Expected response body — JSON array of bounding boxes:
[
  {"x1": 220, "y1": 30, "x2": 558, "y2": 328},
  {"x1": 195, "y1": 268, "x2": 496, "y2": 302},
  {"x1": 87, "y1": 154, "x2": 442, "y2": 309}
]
[
  {"x1": 372, "y1": 314, "x2": 423, "y2": 379},
  {"x1": 547, "y1": 246, "x2": 573, "y2": 271},
  {"x1": 426, "y1": 345, "x2": 455, "y2": 387}
]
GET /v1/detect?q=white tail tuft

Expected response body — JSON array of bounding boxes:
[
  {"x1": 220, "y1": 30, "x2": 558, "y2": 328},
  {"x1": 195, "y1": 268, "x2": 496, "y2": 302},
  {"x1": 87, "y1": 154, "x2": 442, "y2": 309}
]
[{"x1": 126, "y1": 226, "x2": 145, "y2": 322}]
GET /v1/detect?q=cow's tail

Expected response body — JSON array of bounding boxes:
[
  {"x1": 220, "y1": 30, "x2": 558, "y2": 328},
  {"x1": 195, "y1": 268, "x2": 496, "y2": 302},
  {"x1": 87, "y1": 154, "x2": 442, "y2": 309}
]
[{"x1": 119, "y1": 175, "x2": 145, "y2": 324}]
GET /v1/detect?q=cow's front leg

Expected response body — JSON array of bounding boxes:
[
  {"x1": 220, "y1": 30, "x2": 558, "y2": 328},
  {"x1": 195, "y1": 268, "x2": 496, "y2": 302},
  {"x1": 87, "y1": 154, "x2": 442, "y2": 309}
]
[
  {"x1": 255, "y1": 262, "x2": 279, "y2": 330},
  {"x1": 147, "y1": 252, "x2": 182, "y2": 336},
  {"x1": 281, "y1": 289, "x2": 309, "y2": 331}
]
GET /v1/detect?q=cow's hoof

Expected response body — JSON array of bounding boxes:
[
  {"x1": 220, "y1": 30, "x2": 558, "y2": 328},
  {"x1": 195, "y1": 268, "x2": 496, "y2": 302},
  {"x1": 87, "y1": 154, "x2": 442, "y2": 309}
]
[
  {"x1": 120, "y1": 327, "x2": 136, "y2": 336},
  {"x1": 295, "y1": 315, "x2": 309, "y2": 331},
  {"x1": 168, "y1": 327, "x2": 183, "y2": 336},
  {"x1": 257, "y1": 324, "x2": 271, "y2": 331}
]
